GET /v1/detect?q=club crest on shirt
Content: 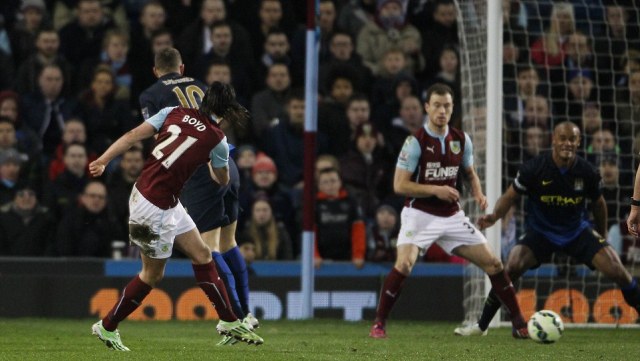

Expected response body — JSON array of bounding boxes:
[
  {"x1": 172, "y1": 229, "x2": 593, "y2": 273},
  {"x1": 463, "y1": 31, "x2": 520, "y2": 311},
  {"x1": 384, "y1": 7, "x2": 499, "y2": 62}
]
[
  {"x1": 574, "y1": 178, "x2": 583, "y2": 191},
  {"x1": 449, "y1": 141, "x2": 461, "y2": 154}
]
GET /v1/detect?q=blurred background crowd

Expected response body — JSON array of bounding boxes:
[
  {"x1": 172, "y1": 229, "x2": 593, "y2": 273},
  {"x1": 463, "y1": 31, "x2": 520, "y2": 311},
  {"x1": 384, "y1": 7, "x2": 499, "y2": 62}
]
[{"x1": 0, "y1": 0, "x2": 638, "y2": 267}]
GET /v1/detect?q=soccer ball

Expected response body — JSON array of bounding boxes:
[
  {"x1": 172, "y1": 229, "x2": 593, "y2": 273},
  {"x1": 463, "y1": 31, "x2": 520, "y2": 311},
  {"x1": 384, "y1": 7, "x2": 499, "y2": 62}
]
[{"x1": 527, "y1": 310, "x2": 564, "y2": 343}]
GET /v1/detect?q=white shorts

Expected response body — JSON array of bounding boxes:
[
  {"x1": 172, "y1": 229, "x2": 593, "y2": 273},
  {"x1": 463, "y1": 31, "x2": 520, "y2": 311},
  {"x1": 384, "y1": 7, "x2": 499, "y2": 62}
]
[
  {"x1": 128, "y1": 185, "x2": 196, "y2": 259},
  {"x1": 396, "y1": 207, "x2": 487, "y2": 254}
]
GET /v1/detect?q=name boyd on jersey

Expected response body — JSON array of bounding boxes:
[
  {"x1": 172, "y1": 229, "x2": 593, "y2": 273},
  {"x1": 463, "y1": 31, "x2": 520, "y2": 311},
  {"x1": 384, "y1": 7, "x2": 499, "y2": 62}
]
[
  {"x1": 181, "y1": 114, "x2": 207, "y2": 132},
  {"x1": 424, "y1": 162, "x2": 459, "y2": 180}
]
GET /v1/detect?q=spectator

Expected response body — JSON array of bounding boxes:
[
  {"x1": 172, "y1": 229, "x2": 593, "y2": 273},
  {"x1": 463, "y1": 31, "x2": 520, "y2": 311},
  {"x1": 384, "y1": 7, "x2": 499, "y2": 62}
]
[
  {"x1": 319, "y1": 30, "x2": 373, "y2": 95},
  {"x1": 177, "y1": 0, "x2": 254, "y2": 76},
  {"x1": 504, "y1": 66, "x2": 543, "y2": 129},
  {"x1": 242, "y1": 195, "x2": 293, "y2": 260},
  {"x1": 78, "y1": 29, "x2": 132, "y2": 100},
  {"x1": 357, "y1": 0, "x2": 424, "y2": 76},
  {"x1": 248, "y1": 0, "x2": 289, "y2": 65},
  {"x1": 337, "y1": 0, "x2": 376, "y2": 40},
  {"x1": 530, "y1": 2, "x2": 574, "y2": 70},
  {"x1": 106, "y1": 147, "x2": 144, "y2": 242},
  {"x1": 58, "y1": 0, "x2": 115, "y2": 67},
  {"x1": 523, "y1": 95, "x2": 551, "y2": 130},
  {"x1": 237, "y1": 238, "x2": 257, "y2": 275},
  {"x1": 0, "y1": 186, "x2": 56, "y2": 256},
  {"x1": 9, "y1": 0, "x2": 50, "y2": 66},
  {"x1": 14, "y1": 28, "x2": 73, "y2": 95},
  {"x1": 250, "y1": 63, "x2": 291, "y2": 140},
  {"x1": 128, "y1": 1, "x2": 167, "y2": 105},
  {"x1": 367, "y1": 204, "x2": 398, "y2": 262},
  {"x1": 598, "y1": 153, "x2": 628, "y2": 230},
  {"x1": 615, "y1": 69, "x2": 640, "y2": 138},
  {"x1": 370, "y1": 48, "x2": 408, "y2": 107},
  {"x1": 0, "y1": 120, "x2": 42, "y2": 195},
  {"x1": 554, "y1": 69, "x2": 597, "y2": 123},
  {"x1": 373, "y1": 72, "x2": 420, "y2": 131},
  {"x1": 0, "y1": 148, "x2": 29, "y2": 204},
  {"x1": 235, "y1": 145, "x2": 257, "y2": 191},
  {"x1": 76, "y1": 65, "x2": 133, "y2": 154},
  {"x1": 21, "y1": 64, "x2": 78, "y2": 157},
  {"x1": 420, "y1": 0, "x2": 458, "y2": 82},
  {"x1": 0, "y1": 91, "x2": 41, "y2": 154},
  {"x1": 422, "y1": 45, "x2": 461, "y2": 125},
  {"x1": 264, "y1": 91, "x2": 329, "y2": 188},
  {"x1": 47, "y1": 118, "x2": 97, "y2": 182},
  {"x1": 321, "y1": 93, "x2": 369, "y2": 158},
  {"x1": 257, "y1": 28, "x2": 292, "y2": 84},
  {"x1": 55, "y1": 180, "x2": 123, "y2": 257},
  {"x1": 387, "y1": 95, "x2": 426, "y2": 156},
  {"x1": 315, "y1": 154, "x2": 340, "y2": 180},
  {"x1": 52, "y1": 0, "x2": 127, "y2": 31},
  {"x1": 314, "y1": 168, "x2": 366, "y2": 269},
  {"x1": 564, "y1": 31, "x2": 594, "y2": 72},
  {"x1": 238, "y1": 152, "x2": 298, "y2": 255},
  {"x1": 339, "y1": 122, "x2": 393, "y2": 218},
  {"x1": 192, "y1": 21, "x2": 254, "y2": 97},
  {"x1": 43, "y1": 142, "x2": 89, "y2": 221}
]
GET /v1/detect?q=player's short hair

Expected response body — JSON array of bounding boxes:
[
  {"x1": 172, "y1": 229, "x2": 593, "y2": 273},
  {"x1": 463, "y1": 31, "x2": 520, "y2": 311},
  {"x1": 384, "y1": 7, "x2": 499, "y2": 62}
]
[
  {"x1": 154, "y1": 47, "x2": 182, "y2": 73},
  {"x1": 200, "y1": 82, "x2": 250, "y2": 125},
  {"x1": 425, "y1": 83, "x2": 454, "y2": 103}
]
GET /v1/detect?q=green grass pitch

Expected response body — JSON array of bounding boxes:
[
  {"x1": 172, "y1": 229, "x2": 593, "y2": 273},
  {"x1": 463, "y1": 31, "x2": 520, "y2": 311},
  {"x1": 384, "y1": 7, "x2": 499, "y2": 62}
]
[{"x1": 0, "y1": 319, "x2": 639, "y2": 360}]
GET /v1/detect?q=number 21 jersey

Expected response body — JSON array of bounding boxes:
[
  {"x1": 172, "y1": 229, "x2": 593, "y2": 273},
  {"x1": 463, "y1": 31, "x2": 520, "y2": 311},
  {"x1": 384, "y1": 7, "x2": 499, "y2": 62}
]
[{"x1": 136, "y1": 106, "x2": 226, "y2": 209}]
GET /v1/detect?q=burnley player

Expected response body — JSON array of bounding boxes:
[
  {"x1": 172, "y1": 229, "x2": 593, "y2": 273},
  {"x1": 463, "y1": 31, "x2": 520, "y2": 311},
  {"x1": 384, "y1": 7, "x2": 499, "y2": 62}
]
[
  {"x1": 456, "y1": 121, "x2": 640, "y2": 336},
  {"x1": 369, "y1": 83, "x2": 528, "y2": 339},
  {"x1": 89, "y1": 82, "x2": 263, "y2": 350},
  {"x1": 140, "y1": 48, "x2": 258, "y2": 346}
]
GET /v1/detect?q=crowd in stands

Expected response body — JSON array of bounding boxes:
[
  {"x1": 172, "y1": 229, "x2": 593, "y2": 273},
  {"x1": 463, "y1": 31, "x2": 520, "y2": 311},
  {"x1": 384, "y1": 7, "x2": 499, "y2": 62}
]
[{"x1": 0, "y1": 0, "x2": 638, "y2": 265}]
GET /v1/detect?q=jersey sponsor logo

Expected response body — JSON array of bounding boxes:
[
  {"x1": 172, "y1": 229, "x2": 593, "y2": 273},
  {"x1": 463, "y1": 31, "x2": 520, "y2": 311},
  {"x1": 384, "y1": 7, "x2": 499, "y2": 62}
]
[
  {"x1": 425, "y1": 166, "x2": 459, "y2": 180},
  {"x1": 181, "y1": 115, "x2": 207, "y2": 131},
  {"x1": 574, "y1": 178, "x2": 584, "y2": 191},
  {"x1": 539, "y1": 195, "x2": 584, "y2": 206},
  {"x1": 542, "y1": 180, "x2": 553, "y2": 186},
  {"x1": 449, "y1": 141, "x2": 461, "y2": 154}
]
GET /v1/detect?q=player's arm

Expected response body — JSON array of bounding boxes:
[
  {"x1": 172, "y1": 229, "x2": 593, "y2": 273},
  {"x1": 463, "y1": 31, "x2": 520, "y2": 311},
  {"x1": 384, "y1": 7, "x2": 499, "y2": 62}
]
[
  {"x1": 89, "y1": 122, "x2": 156, "y2": 177},
  {"x1": 394, "y1": 136, "x2": 459, "y2": 202},
  {"x1": 592, "y1": 195, "x2": 608, "y2": 239},
  {"x1": 461, "y1": 134, "x2": 487, "y2": 210},
  {"x1": 208, "y1": 137, "x2": 230, "y2": 185},
  {"x1": 628, "y1": 165, "x2": 640, "y2": 236},
  {"x1": 478, "y1": 185, "x2": 520, "y2": 230}
]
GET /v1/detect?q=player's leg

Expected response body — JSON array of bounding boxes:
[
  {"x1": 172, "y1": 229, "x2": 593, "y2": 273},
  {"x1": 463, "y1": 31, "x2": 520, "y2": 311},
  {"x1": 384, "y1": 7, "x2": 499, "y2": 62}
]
[
  {"x1": 474, "y1": 245, "x2": 537, "y2": 332},
  {"x1": 221, "y1": 221, "x2": 258, "y2": 327},
  {"x1": 442, "y1": 211, "x2": 526, "y2": 334},
  {"x1": 591, "y1": 246, "x2": 640, "y2": 313},
  {"x1": 92, "y1": 253, "x2": 165, "y2": 351},
  {"x1": 370, "y1": 243, "x2": 420, "y2": 338},
  {"x1": 201, "y1": 226, "x2": 245, "y2": 319}
]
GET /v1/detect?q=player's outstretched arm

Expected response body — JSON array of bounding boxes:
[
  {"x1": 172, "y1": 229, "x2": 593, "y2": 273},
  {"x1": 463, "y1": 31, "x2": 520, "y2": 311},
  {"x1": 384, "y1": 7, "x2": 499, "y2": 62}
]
[
  {"x1": 464, "y1": 165, "x2": 487, "y2": 210},
  {"x1": 477, "y1": 185, "x2": 520, "y2": 230},
  {"x1": 628, "y1": 165, "x2": 640, "y2": 237},
  {"x1": 393, "y1": 167, "x2": 459, "y2": 202},
  {"x1": 89, "y1": 122, "x2": 157, "y2": 177}
]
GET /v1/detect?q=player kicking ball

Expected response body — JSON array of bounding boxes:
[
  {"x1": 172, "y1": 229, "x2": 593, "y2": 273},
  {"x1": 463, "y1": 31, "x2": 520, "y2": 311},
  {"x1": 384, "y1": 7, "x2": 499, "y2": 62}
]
[{"x1": 89, "y1": 82, "x2": 263, "y2": 350}]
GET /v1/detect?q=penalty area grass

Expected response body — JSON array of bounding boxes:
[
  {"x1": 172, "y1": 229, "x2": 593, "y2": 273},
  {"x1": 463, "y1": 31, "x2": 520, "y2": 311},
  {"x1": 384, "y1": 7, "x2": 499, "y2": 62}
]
[{"x1": 0, "y1": 319, "x2": 639, "y2": 360}]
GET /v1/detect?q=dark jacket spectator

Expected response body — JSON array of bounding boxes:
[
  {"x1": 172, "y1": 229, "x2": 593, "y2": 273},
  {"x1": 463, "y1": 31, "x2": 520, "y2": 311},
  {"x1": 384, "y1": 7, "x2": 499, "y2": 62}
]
[
  {"x1": 242, "y1": 195, "x2": 293, "y2": 260},
  {"x1": 0, "y1": 187, "x2": 56, "y2": 256}
]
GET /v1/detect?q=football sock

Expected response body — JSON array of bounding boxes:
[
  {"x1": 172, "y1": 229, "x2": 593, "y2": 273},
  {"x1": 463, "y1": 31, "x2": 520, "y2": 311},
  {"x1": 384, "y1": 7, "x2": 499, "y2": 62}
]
[
  {"x1": 102, "y1": 275, "x2": 152, "y2": 331},
  {"x1": 212, "y1": 251, "x2": 244, "y2": 318},
  {"x1": 192, "y1": 261, "x2": 237, "y2": 322},
  {"x1": 374, "y1": 267, "x2": 407, "y2": 325},
  {"x1": 223, "y1": 247, "x2": 251, "y2": 315},
  {"x1": 477, "y1": 288, "x2": 501, "y2": 331},
  {"x1": 621, "y1": 278, "x2": 640, "y2": 312},
  {"x1": 489, "y1": 270, "x2": 526, "y2": 328}
]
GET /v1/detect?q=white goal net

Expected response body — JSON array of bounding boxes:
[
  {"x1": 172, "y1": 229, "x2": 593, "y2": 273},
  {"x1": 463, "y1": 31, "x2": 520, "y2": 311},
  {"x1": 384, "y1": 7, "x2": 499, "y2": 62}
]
[{"x1": 457, "y1": 0, "x2": 640, "y2": 326}]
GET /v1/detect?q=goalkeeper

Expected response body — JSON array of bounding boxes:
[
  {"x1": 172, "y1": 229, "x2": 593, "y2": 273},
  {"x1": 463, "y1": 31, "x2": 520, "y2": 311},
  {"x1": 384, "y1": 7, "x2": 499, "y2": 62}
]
[{"x1": 456, "y1": 121, "x2": 640, "y2": 336}]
